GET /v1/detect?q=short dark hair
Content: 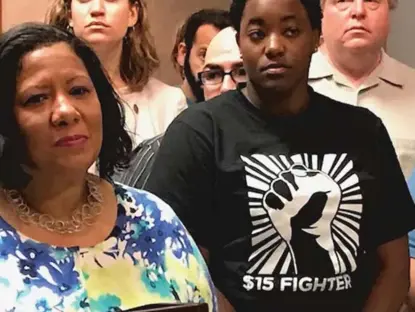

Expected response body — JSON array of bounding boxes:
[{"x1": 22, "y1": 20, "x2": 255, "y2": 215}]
[
  {"x1": 182, "y1": 9, "x2": 231, "y2": 50},
  {"x1": 170, "y1": 21, "x2": 186, "y2": 79},
  {"x1": 182, "y1": 9, "x2": 231, "y2": 102},
  {"x1": 230, "y1": 0, "x2": 322, "y2": 33},
  {"x1": 0, "y1": 22, "x2": 132, "y2": 189}
]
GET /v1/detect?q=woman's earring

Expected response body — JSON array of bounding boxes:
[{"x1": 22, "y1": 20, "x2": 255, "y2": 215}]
[
  {"x1": 128, "y1": 26, "x2": 136, "y2": 34},
  {"x1": 66, "y1": 25, "x2": 73, "y2": 33}
]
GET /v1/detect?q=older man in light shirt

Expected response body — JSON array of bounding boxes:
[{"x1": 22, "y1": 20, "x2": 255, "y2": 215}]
[
  {"x1": 309, "y1": 0, "x2": 415, "y2": 178},
  {"x1": 308, "y1": 1, "x2": 415, "y2": 310}
]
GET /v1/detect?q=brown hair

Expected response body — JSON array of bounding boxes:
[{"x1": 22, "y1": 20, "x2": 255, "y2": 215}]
[
  {"x1": 170, "y1": 22, "x2": 186, "y2": 79},
  {"x1": 45, "y1": 0, "x2": 159, "y2": 91}
]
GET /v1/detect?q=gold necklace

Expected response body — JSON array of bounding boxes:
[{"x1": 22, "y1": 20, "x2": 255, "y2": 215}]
[{"x1": 3, "y1": 178, "x2": 104, "y2": 234}]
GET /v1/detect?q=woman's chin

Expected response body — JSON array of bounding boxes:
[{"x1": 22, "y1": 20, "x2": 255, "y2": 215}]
[{"x1": 42, "y1": 158, "x2": 97, "y2": 175}]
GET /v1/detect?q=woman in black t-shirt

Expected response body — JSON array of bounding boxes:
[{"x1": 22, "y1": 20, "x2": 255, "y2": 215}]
[{"x1": 145, "y1": 0, "x2": 415, "y2": 311}]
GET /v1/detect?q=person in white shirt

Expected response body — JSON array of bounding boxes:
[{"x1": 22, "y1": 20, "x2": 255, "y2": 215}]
[
  {"x1": 114, "y1": 27, "x2": 247, "y2": 190},
  {"x1": 46, "y1": 0, "x2": 187, "y2": 147},
  {"x1": 309, "y1": 0, "x2": 415, "y2": 179},
  {"x1": 309, "y1": 2, "x2": 415, "y2": 309}
]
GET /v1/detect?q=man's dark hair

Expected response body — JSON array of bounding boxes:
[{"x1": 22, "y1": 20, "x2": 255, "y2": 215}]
[
  {"x1": 182, "y1": 9, "x2": 231, "y2": 102},
  {"x1": 0, "y1": 22, "x2": 132, "y2": 189},
  {"x1": 230, "y1": 0, "x2": 322, "y2": 34},
  {"x1": 170, "y1": 22, "x2": 186, "y2": 79}
]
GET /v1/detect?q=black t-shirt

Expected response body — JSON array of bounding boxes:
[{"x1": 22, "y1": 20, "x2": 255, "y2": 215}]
[{"x1": 146, "y1": 89, "x2": 415, "y2": 312}]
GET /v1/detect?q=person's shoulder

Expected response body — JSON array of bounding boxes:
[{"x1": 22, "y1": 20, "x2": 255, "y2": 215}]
[
  {"x1": 181, "y1": 90, "x2": 240, "y2": 117},
  {"x1": 128, "y1": 134, "x2": 163, "y2": 169},
  {"x1": 312, "y1": 89, "x2": 380, "y2": 126},
  {"x1": 383, "y1": 54, "x2": 415, "y2": 91},
  {"x1": 173, "y1": 91, "x2": 240, "y2": 129},
  {"x1": 201, "y1": 90, "x2": 241, "y2": 111},
  {"x1": 384, "y1": 53, "x2": 415, "y2": 76},
  {"x1": 145, "y1": 77, "x2": 179, "y2": 92},
  {"x1": 114, "y1": 183, "x2": 178, "y2": 219},
  {"x1": 114, "y1": 183, "x2": 162, "y2": 202},
  {"x1": 143, "y1": 78, "x2": 187, "y2": 115},
  {"x1": 146, "y1": 78, "x2": 186, "y2": 104},
  {"x1": 309, "y1": 50, "x2": 332, "y2": 79},
  {"x1": 138, "y1": 133, "x2": 163, "y2": 150}
]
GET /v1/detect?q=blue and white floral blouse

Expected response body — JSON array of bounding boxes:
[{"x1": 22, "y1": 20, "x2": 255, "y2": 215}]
[{"x1": 0, "y1": 184, "x2": 216, "y2": 312}]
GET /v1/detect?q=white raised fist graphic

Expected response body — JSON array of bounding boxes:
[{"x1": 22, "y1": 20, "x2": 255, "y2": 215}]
[{"x1": 263, "y1": 164, "x2": 342, "y2": 274}]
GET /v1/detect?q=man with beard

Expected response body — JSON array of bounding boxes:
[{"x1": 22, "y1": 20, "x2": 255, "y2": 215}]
[
  {"x1": 198, "y1": 27, "x2": 247, "y2": 101},
  {"x1": 113, "y1": 9, "x2": 232, "y2": 190},
  {"x1": 176, "y1": 9, "x2": 231, "y2": 104}
]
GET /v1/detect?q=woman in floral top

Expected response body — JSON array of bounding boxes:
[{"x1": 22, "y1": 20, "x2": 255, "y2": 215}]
[{"x1": 0, "y1": 23, "x2": 215, "y2": 312}]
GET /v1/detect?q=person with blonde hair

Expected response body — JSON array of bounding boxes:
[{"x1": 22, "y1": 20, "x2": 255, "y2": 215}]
[
  {"x1": 46, "y1": 0, "x2": 187, "y2": 146},
  {"x1": 171, "y1": 21, "x2": 186, "y2": 80},
  {"x1": 115, "y1": 27, "x2": 246, "y2": 191}
]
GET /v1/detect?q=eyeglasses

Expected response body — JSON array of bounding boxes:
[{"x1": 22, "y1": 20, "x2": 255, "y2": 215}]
[{"x1": 198, "y1": 67, "x2": 247, "y2": 86}]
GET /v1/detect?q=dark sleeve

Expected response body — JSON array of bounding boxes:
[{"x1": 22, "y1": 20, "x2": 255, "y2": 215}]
[
  {"x1": 114, "y1": 135, "x2": 163, "y2": 190},
  {"x1": 130, "y1": 135, "x2": 163, "y2": 189},
  {"x1": 145, "y1": 117, "x2": 215, "y2": 250},
  {"x1": 372, "y1": 118, "x2": 415, "y2": 247}
]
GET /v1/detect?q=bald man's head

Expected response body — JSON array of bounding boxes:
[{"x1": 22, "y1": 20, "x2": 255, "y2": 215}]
[
  {"x1": 198, "y1": 27, "x2": 246, "y2": 101},
  {"x1": 204, "y1": 27, "x2": 240, "y2": 66}
]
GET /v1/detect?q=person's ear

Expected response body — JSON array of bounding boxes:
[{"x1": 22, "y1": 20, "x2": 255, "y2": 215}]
[
  {"x1": 235, "y1": 33, "x2": 243, "y2": 59},
  {"x1": 311, "y1": 30, "x2": 321, "y2": 53},
  {"x1": 235, "y1": 32, "x2": 240, "y2": 47},
  {"x1": 67, "y1": 8, "x2": 73, "y2": 28},
  {"x1": 177, "y1": 42, "x2": 187, "y2": 67},
  {"x1": 128, "y1": 2, "x2": 139, "y2": 27}
]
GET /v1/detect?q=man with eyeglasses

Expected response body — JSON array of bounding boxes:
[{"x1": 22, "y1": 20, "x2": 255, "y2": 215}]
[
  {"x1": 176, "y1": 9, "x2": 232, "y2": 104},
  {"x1": 198, "y1": 27, "x2": 247, "y2": 100},
  {"x1": 115, "y1": 27, "x2": 245, "y2": 192}
]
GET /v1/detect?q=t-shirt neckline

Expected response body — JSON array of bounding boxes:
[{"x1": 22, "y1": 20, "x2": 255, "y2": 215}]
[{"x1": 233, "y1": 87, "x2": 318, "y2": 125}]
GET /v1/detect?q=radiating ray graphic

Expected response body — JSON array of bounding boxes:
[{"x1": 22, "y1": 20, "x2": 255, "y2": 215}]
[{"x1": 242, "y1": 153, "x2": 363, "y2": 275}]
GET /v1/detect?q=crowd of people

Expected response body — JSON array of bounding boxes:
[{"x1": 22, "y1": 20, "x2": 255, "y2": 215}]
[{"x1": 0, "y1": 0, "x2": 415, "y2": 311}]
